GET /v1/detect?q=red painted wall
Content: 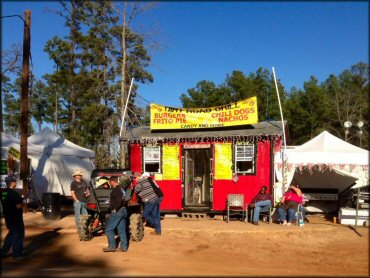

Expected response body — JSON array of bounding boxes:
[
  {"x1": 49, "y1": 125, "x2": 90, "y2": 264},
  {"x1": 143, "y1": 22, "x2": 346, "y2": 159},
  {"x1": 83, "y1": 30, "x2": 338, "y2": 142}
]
[
  {"x1": 156, "y1": 180, "x2": 183, "y2": 210},
  {"x1": 129, "y1": 140, "x2": 274, "y2": 213},
  {"x1": 130, "y1": 144, "x2": 143, "y2": 173},
  {"x1": 213, "y1": 141, "x2": 272, "y2": 210}
]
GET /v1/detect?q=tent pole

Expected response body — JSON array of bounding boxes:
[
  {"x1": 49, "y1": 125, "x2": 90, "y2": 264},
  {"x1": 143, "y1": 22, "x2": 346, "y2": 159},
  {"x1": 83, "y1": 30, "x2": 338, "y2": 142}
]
[
  {"x1": 355, "y1": 188, "x2": 360, "y2": 229},
  {"x1": 272, "y1": 67, "x2": 288, "y2": 192}
]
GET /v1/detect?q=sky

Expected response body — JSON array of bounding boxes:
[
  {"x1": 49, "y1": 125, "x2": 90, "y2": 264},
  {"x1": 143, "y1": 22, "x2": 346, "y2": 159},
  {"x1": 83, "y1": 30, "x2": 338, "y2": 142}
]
[{"x1": 2, "y1": 1, "x2": 369, "y2": 110}]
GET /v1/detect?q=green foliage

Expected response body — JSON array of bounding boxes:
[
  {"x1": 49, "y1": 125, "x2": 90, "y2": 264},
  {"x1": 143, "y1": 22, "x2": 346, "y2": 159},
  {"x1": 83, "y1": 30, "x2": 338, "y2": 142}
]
[
  {"x1": 38, "y1": 0, "x2": 154, "y2": 164},
  {"x1": 181, "y1": 63, "x2": 368, "y2": 149}
]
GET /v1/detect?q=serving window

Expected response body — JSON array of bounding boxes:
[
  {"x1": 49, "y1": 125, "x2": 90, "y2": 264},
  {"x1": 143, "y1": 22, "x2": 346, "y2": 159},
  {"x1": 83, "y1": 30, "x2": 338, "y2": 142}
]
[
  {"x1": 143, "y1": 146, "x2": 161, "y2": 173},
  {"x1": 234, "y1": 143, "x2": 256, "y2": 174}
]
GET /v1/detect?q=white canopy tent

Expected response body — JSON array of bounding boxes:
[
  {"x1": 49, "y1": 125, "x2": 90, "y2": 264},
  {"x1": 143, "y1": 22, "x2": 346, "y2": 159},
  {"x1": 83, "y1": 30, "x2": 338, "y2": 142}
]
[
  {"x1": 274, "y1": 131, "x2": 369, "y2": 202},
  {"x1": 28, "y1": 128, "x2": 95, "y2": 198},
  {"x1": 1, "y1": 128, "x2": 95, "y2": 199}
]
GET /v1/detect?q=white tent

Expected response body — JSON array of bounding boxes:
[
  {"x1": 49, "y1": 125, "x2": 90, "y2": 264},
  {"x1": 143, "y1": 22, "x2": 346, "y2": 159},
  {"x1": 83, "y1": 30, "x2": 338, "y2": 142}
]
[
  {"x1": 274, "y1": 131, "x2": 369, "y2": 201},
  {"x1": 28, "y1": 128, "x2": 95, "y2": 198},
  {"x1": 1, "y1": 132, "x2": 44, "y2": 189},
  {"x1": 1, "y1": 128, "x2": 95, "y2": 199}
]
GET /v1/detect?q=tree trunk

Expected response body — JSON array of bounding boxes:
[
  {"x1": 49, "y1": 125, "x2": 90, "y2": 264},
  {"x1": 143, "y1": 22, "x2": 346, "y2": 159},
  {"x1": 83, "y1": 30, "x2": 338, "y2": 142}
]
[{"x1": 70, "y1": 0, "x2": 77, "y2": 140}]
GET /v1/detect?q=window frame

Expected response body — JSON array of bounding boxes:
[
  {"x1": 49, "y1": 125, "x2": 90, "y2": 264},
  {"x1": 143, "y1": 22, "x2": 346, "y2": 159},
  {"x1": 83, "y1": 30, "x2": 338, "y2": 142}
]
[
  {"x1": 233, "y1": 143, "x2": 257, "y2": 175},
  {"x1": 143, "y1": 146, "x2": 161, "y2": 174}
]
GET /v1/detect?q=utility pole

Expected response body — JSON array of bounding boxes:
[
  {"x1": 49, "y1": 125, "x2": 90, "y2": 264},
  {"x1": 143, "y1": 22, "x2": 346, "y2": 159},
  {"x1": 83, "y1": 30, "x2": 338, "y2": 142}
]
[
  {"x1": 20, "y1": 10, "x2": 31, "y2": 200},
  {"x1": 119, "y1": 2, "x2": 128, "y2": 168}
]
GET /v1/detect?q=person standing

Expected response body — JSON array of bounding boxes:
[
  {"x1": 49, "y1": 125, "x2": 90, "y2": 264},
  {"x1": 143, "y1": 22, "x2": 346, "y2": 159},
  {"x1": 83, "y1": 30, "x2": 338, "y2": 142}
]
[
  {"x1": 1, "y1": 177, "x2": 26, "y2": 259},
  {"x1": 70, "y1": 169, "x2": 89, "y2": 227},
  {"x1": 134, "y1": 172, "x2": 162, "y2": 235},
  {"x1": 250, "y1": 185, "x2": 273, "y2": 225},
  {"x1": 103, "y1": 176, "x2": 128, "y2": 252}
]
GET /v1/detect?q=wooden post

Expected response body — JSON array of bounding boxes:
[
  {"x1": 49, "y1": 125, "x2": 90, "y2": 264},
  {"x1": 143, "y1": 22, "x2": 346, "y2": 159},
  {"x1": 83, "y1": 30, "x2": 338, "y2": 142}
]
[{"x1": 20, "y1": 10, "x2": 31, "y2": 203}]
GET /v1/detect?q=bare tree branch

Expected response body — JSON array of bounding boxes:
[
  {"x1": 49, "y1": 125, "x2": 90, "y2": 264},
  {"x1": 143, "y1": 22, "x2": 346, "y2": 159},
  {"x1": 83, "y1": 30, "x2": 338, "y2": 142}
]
[{"x1": 1, "y1": 43, "x2": 22, "y2": 75}]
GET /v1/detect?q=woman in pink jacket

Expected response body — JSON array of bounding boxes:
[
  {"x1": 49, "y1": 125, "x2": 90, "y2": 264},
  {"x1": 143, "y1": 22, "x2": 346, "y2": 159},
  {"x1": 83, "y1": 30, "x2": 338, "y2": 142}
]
[{"x1": 278, "y1": 184, "x2": 303, "y2": 226}]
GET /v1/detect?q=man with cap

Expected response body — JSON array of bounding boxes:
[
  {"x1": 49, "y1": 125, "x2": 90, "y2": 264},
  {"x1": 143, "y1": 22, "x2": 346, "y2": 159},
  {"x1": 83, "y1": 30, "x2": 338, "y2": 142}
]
[
  {"x1": 70, "y1": 169, "x2": 90, "y2": 228},
  {"x1": 134, "y1": 172, "x2": 163, "y2": 235},
  {"x1": 1, "y1": 177, "x2": 26, "y2": 259}
]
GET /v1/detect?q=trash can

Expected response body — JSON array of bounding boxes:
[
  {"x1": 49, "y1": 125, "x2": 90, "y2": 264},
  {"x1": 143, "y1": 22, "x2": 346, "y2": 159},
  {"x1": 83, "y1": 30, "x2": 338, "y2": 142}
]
[{"x1": 42, "y1": 193, "x2": 61, "y2": 220}]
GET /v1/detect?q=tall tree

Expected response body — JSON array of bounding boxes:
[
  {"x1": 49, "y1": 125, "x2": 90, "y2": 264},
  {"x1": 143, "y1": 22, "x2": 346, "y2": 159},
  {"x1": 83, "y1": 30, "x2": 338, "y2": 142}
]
[
  {"x1": 30, "y1": 80, "x2": 49, "y2": 132},
  {"x1": 110, "y1": 1, "x2": 154, "y2": 168},
  {"x1": 323, "y1": 62, "x2": 369, "y2": 148},
  {"x1": 1, "y1": 43, "x2": 22, "y2": 132}
]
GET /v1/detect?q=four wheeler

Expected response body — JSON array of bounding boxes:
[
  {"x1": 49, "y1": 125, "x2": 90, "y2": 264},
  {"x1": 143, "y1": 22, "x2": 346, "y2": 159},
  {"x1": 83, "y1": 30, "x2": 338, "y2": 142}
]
[{"x1": 77, "y1": 169, "x2": 144, "y2": 242}]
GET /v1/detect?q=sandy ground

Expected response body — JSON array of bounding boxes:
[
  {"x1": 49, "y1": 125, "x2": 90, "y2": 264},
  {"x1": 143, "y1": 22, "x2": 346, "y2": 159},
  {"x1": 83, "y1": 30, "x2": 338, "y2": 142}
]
[{"x1": 1, "y1": 206, "x2": 369, "y2": 277}]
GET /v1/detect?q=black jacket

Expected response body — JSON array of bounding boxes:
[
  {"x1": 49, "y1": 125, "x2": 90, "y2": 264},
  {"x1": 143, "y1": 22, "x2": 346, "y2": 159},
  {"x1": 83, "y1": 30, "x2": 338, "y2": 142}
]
[{"x1": 109, "y1": 185, "x2": 126, "y2": 211}]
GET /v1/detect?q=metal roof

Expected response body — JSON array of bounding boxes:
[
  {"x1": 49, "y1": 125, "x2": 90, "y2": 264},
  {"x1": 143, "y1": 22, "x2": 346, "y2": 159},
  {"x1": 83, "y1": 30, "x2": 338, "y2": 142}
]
[{"x1": 124, "y1": 121, "x2": 284, "y2": 144}]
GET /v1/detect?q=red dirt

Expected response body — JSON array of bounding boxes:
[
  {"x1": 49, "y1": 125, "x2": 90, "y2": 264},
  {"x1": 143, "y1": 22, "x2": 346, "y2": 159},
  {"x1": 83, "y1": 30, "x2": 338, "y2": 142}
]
[{"x1": 1, "y1": 210, "x2": 369, "y2": 277}]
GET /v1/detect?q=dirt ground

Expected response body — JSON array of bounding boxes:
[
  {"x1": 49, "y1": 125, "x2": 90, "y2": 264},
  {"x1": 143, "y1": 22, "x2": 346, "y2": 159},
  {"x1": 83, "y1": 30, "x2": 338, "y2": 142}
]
[{"x1": 1, "y1": 205, "x2": 369, "y2": 277}]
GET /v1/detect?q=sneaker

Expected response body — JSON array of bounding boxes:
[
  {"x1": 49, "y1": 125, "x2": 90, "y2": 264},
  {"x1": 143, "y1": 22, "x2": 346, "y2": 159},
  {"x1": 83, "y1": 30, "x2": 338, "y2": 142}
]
[
  {"x1": 281, "y1": 221, "x2": 287, "y2": 226},
  {"x1": 253, "y1": 221, "x2": 259, "y2": 225},
  {"x1": 150, "y1": 231, "x2": 161, "y2": 236},
  {"x1": 117, "y1": 248, "x2": 128, "y2": 252},
  {"x1": 13, "y1": 255, "x2": 27, "y2": 261},
  {"x1": 1, "y1": 250, "x2": 10, "y2": 258},
  {"x1": 145, "y1": 222, "x2": 154, "y2": 228},
  {"x1": 287, "y1": 222, "x2": 292, "y2": 226},
  {"x1": 102, "y1": 247, "x2": 117, "y2": 252}
]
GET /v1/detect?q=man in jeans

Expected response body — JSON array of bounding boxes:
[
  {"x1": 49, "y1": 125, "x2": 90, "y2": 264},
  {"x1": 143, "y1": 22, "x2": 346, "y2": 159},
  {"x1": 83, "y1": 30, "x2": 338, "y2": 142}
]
[
  {"x1": 250, "y1": 185, "x2": 273, "y2": 225},
  {"x1": 1, "y1": 178, "x2": 26, "y2": 259},
  {"x1": 103, "y1": 176, "x2": 128, "y2": 252},
  {"x1": 134, "y1": 172, "x2": 162, "y2": 235},
  {"x1": 70, "y1": 169, "x2": 89, "y2": 228}
]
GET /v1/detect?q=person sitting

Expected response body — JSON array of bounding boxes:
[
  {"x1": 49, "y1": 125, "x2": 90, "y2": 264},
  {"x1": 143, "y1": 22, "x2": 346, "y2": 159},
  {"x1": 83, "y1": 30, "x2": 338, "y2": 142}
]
[
  {"x1": 277, "y1": 184, "x2": 303, "y2": 226},
  {"x1": 250, "y1": 185, "x2": 273, "y2": 225}
]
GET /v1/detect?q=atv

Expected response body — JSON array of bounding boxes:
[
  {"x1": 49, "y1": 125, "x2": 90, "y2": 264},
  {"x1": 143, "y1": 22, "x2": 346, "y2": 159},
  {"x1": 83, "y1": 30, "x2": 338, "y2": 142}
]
[{"x1": 77, "y1": 169, "x2": 144, "y2": 242}]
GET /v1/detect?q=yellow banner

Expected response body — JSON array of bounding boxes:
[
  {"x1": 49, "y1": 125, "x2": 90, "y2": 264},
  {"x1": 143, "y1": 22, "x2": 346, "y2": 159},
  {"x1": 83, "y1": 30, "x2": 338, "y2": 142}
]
[
  {"x1": 8, "y1": 147, "x2": 20, "y2": 160},
  {"x1": 214, "y1": 143, "x2": 233, "y2": 180},
  {"x1": 150, "y1": 97, "x2": 258, "y2": 130},
  {"x1": 162, "y1": 145, "x2": 180, "y2": 180}
]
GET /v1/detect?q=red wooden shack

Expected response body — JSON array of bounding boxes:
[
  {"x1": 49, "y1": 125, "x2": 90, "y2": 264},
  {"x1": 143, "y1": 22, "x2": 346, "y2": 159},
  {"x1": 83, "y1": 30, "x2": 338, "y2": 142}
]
[{"x1": 125, "y1": 121, "x2": 283, "y2": 215}]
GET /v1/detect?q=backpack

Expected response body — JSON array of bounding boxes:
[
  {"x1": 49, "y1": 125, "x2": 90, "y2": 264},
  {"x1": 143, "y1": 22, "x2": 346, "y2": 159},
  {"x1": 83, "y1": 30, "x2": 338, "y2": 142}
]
[{"x1": 148, "y1": 177, "x2": 164, "y2": 198}]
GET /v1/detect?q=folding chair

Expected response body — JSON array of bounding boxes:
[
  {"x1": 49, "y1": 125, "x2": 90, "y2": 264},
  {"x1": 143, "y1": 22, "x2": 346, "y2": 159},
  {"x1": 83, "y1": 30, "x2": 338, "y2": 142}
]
[
  {"x1": 225, "y1": 194, "x2": 248, "y2": 222},
  {"x1": 249, "y1": 203, "x2": 272, "y2": 224}
]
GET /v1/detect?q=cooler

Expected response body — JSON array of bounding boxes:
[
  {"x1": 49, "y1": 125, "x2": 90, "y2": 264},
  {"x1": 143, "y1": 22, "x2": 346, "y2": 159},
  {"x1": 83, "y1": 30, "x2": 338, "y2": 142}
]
[{"x1": 338, "y1": 207, "x2": 370, "y2": 226}]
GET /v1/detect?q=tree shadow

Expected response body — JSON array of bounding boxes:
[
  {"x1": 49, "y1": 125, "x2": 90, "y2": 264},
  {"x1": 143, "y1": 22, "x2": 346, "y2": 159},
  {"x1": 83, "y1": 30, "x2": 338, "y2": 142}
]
[
  {"x1": 23, "y1": 228, "x2": 62, "y2": 256},
  {"x1": 1, "y1": 228, "x2": 127, "y2": 277}
]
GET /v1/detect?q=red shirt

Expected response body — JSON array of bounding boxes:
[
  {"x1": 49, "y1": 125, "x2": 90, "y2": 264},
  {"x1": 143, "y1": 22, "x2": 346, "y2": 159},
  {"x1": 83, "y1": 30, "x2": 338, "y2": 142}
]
[{"x1": 284, "y1": 191, "x2": 303, "y2": 204}]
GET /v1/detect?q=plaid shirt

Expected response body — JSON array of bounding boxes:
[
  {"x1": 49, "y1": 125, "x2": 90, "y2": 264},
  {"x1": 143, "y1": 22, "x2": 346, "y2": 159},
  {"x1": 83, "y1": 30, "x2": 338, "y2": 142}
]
[{"x1": 134, "y1": 178, "x2": 158, "y2": 203}]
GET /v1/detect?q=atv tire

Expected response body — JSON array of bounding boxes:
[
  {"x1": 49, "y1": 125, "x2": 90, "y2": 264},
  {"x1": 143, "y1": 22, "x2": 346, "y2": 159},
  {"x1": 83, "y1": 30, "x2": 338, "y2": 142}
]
[
  {"x1": 78, "y1": 214, "x2": 93, "y2": 241},
  {"x1": 129, "y1": 213, "x2": 144, "y2": 242}
]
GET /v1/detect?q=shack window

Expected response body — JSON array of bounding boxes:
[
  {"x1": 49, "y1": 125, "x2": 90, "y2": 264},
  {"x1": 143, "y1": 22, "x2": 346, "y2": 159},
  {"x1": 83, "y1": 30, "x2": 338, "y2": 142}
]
[
  {"x1": 143, "y1": 146, "x2": 161, "y2": 173},
  {"x1": 234, "y1": 144, "x2": 256, "y2": 174}
]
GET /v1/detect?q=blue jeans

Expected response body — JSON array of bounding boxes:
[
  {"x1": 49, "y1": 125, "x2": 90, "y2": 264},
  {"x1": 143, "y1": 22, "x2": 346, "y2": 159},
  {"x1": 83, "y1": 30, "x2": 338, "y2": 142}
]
[
  {"x1": 73, "y1": 201, "x2": 87, "y2": 226},
  {"x1": 2, "y1": 221, "x2": 25, "y2": 257},
  {"x1": 106, "y1": 207, "x2": 128, "y2": 251},
  {"x1": 253, "y1": 200, "x2": 271, "y2": 223},
  {"x1": 278, "y1": 206, "x2": 296, "y2": 223},
  {"x1": 144, "y1": 197, "x2": 163, "y2": 234}
]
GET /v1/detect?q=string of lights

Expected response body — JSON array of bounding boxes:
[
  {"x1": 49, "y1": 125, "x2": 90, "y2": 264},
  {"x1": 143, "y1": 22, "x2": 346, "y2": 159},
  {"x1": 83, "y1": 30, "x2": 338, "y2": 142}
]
[{"x1": 126, "y1": 133, "x2": 281, "y2": 146}]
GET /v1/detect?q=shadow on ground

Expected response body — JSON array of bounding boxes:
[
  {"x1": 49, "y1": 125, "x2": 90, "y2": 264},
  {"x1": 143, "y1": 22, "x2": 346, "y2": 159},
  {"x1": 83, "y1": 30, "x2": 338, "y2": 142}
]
[{"x1": 1, "y1": 227, "x2": 122, "y2": 277}]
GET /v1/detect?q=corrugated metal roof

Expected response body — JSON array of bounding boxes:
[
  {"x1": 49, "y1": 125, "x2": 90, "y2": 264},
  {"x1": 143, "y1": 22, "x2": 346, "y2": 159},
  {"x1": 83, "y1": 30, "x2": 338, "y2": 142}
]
[{"x1": 124, "y1": 121, "x2": 284, "y2": 143}]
